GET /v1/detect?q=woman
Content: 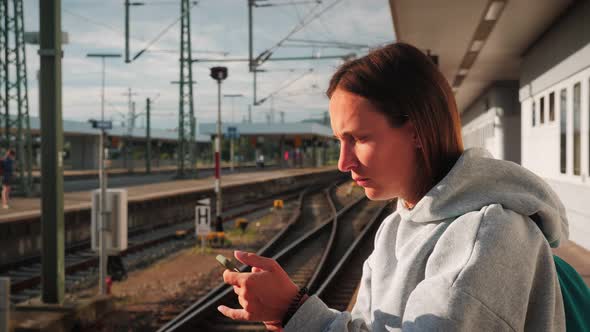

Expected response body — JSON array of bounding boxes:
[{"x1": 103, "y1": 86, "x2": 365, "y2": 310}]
[
  {"x1": 219, "y1": 42, "x2": 567, "y2": 331},
  {"x1": 2, "y1": 149, "x2": 15, "y2": 209}
]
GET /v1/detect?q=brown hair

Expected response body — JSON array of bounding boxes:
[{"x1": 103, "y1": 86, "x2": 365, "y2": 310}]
[
  {"x1": 6, "y1": 149, "x2": 15, "y2": 157},
  {"x1": 327, "y1": 42, "x2": 464, "y2": 201}
]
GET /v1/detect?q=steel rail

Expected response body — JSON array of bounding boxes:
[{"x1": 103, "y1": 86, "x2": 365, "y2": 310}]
[{"x1": 159, "y1": 191, "x2": 367, "y2": 331}]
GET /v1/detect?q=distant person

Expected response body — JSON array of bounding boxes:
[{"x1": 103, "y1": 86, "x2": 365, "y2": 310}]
[
  {"x1": 218, "y1": 43, "x2": 581, "y2": 331},
  {"x1": 1, "y1": 149, "x2": 15, "y2": 209},
  {"x1": 257, "y1": 154, "x2": 265, "y2": 168}
]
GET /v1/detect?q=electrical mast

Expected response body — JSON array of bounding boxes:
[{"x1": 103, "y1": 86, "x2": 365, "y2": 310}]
[
  {"x1": 177, "y1": 0, "x2": 197, "y2": 178},
  {"x1": 1, "y1": 0, "x2": 33, "y2": 196}
]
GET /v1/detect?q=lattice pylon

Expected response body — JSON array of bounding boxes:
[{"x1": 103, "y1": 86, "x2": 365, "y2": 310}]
[
  {"x1": 0, "y1": 0, "x2": 33, "y2": 196},
  {"x1": 177, "y1": 0, "x2": 197, "y2": 178}
]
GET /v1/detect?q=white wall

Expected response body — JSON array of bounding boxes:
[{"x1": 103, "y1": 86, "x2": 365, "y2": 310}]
[
  {"x1": 461, "y1": 82, "x2": 521, "y2": 163},
  {"x1": 462, "y1": 108, "x2": 498, "y2": 156},
  {"x1": 68, "y1": 135, "x2": 100, "y2": 170},
  {"x1": 520, "y1": 54, "x2": 590, "y2": 249}
]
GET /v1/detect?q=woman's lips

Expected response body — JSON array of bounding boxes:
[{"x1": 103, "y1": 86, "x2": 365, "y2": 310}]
[{"x1": 354, "y1": 178, "x2": 370, "y2": 186}]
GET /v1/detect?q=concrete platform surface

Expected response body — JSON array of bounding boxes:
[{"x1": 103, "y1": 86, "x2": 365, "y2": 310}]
[
  {"x1": 31, "y1": 161, "x2": 268, "y2": 179},
  {"x1": 0, "y1": 166, "x2": 336, "y2": 224},
  {"x1": 10, "y1": 295, "x2": 112, "y2": 332}
]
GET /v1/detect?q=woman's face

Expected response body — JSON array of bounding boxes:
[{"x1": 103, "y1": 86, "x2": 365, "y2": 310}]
[{"x1": 329, "y1": 88, "x2": 419, "y2": 201}]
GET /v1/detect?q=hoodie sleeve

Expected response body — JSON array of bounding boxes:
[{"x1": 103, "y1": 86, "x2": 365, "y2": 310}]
[
  {"x1": 401, "y1": 204, "x2": 565, "y2": 331},
  {"x1": 284, "y1": 256, "x2": 374, "y2": 332}
]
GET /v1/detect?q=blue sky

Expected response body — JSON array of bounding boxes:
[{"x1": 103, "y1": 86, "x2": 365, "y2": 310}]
[{"x1": 22, "y1": 0, "x2": 394, "y2": 129}]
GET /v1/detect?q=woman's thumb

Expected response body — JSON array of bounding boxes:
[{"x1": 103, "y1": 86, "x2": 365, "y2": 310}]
[{"x1": 234, "y1": 251, "x2": 276, "y2": 271}]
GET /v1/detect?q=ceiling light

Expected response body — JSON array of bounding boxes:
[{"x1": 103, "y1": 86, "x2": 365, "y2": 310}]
[
  {"x1": 470, "y1": 40, "x2": 484, "y2": 52},
  {"x1": 484, "y1": 1, "x2": 505, "y2": 21},
  {"x1": 458, "y1": 68, "x2": 469, "y2": 76}
]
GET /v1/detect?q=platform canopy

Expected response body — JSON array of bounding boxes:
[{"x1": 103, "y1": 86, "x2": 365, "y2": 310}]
[
  {"x1": 199, "y1": 122, "x2": 334, "y2": 140},
  {"x1": 388, "y1": 0, "x2": 573, "y2": 112}
]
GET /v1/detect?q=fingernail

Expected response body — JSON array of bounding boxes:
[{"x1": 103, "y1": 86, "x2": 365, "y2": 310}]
[
  {"x1": 235, "y1": 250, "x2": 245, "y2": 258},
  {"x1": 217, "y1": 305, "x2": 224, "y2": 312}
]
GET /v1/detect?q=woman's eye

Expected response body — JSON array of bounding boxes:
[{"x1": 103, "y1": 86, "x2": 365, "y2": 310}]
[{"x1": 354, "y1": 136, "x2": 367, "y2": 143}]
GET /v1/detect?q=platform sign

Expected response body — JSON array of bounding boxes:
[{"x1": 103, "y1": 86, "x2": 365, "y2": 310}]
[
  {"x1": 195, "y1": 199, "x2": 211, "y2": 242},
  {"x1": 226, "y1": 126, "x2": 239, "y2": 139},
  {"x1": 91, "y1": 120, "x2": 113, "y2": 130}
]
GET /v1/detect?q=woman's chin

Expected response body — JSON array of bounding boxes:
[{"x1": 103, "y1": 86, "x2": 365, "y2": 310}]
[{"x1": 363, "y1": 187, "x2": 392, "y2": 201}]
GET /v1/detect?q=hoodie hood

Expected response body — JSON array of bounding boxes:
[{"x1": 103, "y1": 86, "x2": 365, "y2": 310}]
[{"x1": 397, "y1": 148, "x2": 569, "y2": 247}]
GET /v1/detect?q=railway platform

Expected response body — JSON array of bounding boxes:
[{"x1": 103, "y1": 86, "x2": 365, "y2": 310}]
[
  {"x1": 2, "y1": 168, "x2": 589, "y2": 331},
  {"x1": 3, "y1": 166, "x2": 342, "y2": 331},
  {"x1": 0, "y1": 166, "x2": 335, "y2": 224}
]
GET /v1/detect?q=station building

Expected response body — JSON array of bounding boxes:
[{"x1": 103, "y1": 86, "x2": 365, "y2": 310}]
[
  {"x1": 199, "y1": 122, "x2": 336, "y2": 168},
  {"x1": 21, "y1": 116, "x2": 336, "y2": 171},
  {"x1": 389, "y1": 0, "x2": 589, "y2": 248}
]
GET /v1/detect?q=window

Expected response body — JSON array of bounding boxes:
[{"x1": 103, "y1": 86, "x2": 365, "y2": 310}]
[
  {"x1": 533, "y1": 100, "x2": 535, "y2": 127},
  {"x1": 540, "y1": 96, "x2": 545, "y2": 124},
  {"x1": 549, "y1": 92, "x2": 555, "y2": 122},
  {"x1": 560, "y1": 89, "x2": 567, "y2": 174},
  {"x1": 573, "y1": 82, "x2": 581, "y2": 175}
]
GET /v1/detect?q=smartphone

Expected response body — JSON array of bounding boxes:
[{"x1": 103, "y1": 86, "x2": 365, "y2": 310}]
[{"x1": 216, "y1": 254, "x2": 240, "y2": 272}]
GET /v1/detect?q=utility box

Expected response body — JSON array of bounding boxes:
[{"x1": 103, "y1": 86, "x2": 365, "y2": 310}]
[{"x1": 91, "y1": 189, "x2": 128, "y2": 254}]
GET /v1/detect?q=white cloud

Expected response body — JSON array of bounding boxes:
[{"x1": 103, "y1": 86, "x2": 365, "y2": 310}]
[{"x1": 20, "y1": 0, "x2": 393, "y2": 126}]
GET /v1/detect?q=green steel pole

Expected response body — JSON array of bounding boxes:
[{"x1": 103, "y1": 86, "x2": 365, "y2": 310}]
[
  {"x1": 125, "y1": 0, "x2": 130, "y2": 63},
  {"x1": 146, "y1": 97, "x2": 151, "y2": 173},
  {"x1": 2, "y1": 0, "x2": 9, "y2": 152},
  {"x1": 186, "y1": 0, "x2": 196, "y2": 178},
  {"x1": 177, "y1": 0, "x2": 186, "y2": 177},
  {"x1": 39, "y1": 0, "x2": 64, "y2": 304},
  {"x1": 248, "y1": 0, "x2": 253, "y2": 72}
]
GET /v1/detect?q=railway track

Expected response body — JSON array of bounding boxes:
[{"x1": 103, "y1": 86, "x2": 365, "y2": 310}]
[
  {"x1": 0, "y1": 186, "x2": 313, "y2": 304},
  {"x1": 158, "y1": 186, "x2": 389, "y2": 331},
  {"x1": 316, "y1": 202, "x2": 394, "y2": 312},
  {"x1": 152, "y1": 184, "x2": 334, "y2": 329}
]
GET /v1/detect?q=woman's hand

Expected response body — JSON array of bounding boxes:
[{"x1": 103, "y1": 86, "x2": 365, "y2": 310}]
[{"x1": 218, "y1": 251, "x2": 299, "y2": 324}]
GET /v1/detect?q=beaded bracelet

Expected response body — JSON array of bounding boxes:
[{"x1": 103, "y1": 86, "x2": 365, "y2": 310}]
[{"x1": 281, "y1": 286, "x2": 308, "y2": 328}]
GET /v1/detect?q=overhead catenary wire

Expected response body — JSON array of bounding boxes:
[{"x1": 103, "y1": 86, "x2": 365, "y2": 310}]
[
  {"x1": 254, "y1": 0, "x2": 345, "y2": 65},
  {"x1": 63, "y1": 8, "x2": 176, "y2": 54},
  {"x1": 280, "y1": 43, "x2": 368, "y2": 50},
  {"x1": 63, "y1": 8, "x2": 124, "y2": 36},
  {"x1": 255, "y1": 0, "x2": 322, "y2": 8},
  {"x1": 131, "y1": 1, "x2": 199, "y2": 61},
  {"x1": 286, "y1": 38, "x2": 370, "y2": 48},
  {"x1": 63, "y1": 7, "x2": 169, "y2": 53},
  {"x1": 254, "y1": 2, "x2": 322, "y2": 62},
  {"x1": 257, "y1": 68, "x2": 313, "y2": 104}
]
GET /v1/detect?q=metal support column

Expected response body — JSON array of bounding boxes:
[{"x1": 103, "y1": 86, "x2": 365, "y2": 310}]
[
  {"x1": 1, "y1": 0, "x2": 33, "y2": 196},
  {"x1": 146, "y1": 97, "x2": 151, "y2": 173},
  {"x1": 124, "y1": 0, "x2": 130, "y2": 63},
  {"x1": 210, "y1": 66, "x2": 227, "y2": 232},
  {"x1": 39, "y1": 0, "x2": 64, "y2": 304},
  {"x1": 215, "y1": 79, "x2": 222, "y2": 230},
  {"x1": 0, "y1": 277, "x2": 8, "y2": 332},
  {"x1": 177, "y1": 0, "x2": 197, "y2": 178}
]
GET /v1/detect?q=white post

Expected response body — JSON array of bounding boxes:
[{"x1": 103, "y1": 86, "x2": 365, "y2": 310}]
[
  {"x1": 86, "y1": 53, "x2": 120, "y2": 296},
  {"x1": 99, "y1": 132, "x2": 107, "y2": 295},
  {"x1": 99, "y1": 57, "x2": 109, "y2": 295},
  {"x1": 215, "y1": 81, "x2": 222, "y2": 226},
  {"x1": 230, "y1": 138, "x2": 234, "y2": 172}
]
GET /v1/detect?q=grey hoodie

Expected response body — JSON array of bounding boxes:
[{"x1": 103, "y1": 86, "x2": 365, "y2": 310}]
[{"x1": 286, "y1": 148, "x2": 568, "y2": 331}]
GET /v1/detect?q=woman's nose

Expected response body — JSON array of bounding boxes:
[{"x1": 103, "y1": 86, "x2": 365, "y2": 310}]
[{"x1": 338, "y1": 142, "x2": 357, "y2": 172}]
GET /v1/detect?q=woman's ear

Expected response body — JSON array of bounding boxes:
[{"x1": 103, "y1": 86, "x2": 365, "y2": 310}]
[{"x1": 404, "y1": 120, "x2": 422, "y2": 149}]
